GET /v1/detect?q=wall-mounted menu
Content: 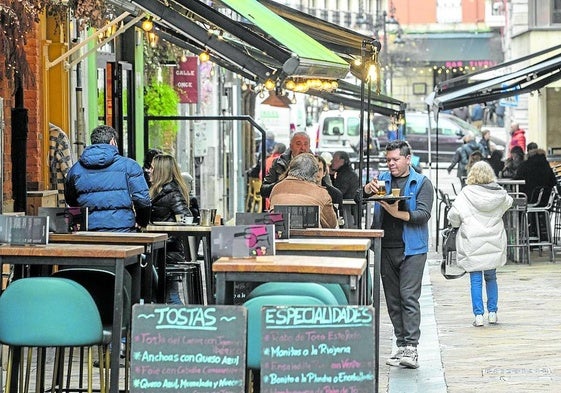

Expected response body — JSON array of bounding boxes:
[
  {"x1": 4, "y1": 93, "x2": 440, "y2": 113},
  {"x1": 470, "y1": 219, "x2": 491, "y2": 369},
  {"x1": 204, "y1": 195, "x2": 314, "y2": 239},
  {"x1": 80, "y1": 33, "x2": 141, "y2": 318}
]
[
  {"x1": 131, "y1": 304, "x2": 246, "y2": 393},
  {"x1": 261, "y1": 305, "x2": 375, "y2": 393}
]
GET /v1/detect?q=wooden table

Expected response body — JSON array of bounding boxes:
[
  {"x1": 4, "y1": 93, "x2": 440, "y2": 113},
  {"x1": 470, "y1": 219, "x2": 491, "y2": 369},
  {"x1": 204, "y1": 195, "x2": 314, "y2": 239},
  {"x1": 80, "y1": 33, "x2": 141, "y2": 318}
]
[
  {"x1": 289, "y1": 227, "x2": 384, "y2": 393},
  {"x1": 275, "y1": 237, "x2": 371, "y2": 259},
  {"x1": 0, "y1": 243, "x2": 144, "y2": 393},
  {"x1": 213, "y1": 255, "x2": 367, "y2": 306},
  {"x1": 145, "y1": 224, "x2": 212, "y2": 304},
  {"x1": 49, "y1": 232, "x2": 168, "y2": 302}
]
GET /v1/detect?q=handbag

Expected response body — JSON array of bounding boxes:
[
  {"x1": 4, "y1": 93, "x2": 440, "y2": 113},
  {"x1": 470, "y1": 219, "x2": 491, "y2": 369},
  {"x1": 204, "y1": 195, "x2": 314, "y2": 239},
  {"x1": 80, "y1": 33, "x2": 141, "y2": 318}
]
[{"x1": 440, "y1": 227, "x2": 466, "y2": 279}]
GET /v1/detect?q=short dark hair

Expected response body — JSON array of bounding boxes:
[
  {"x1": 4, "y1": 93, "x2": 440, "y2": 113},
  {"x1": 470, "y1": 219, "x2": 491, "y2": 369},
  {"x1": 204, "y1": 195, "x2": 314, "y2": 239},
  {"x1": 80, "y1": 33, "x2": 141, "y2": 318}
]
[
  {"x1": 527, "y1": 142, "x2": 538, "y2": 151},
  {"x1": 386, "y1": 140, "x2": 411, "y2": 157},
  {"x1": 334, "y1": 150, "x2": 350, "y2": 165},
  {"x1": 143, "y1": 148, "x2": 163, "y2": 169},
  {"x1": 90, "y1": 125, "x2": 118, "y2": 145}
]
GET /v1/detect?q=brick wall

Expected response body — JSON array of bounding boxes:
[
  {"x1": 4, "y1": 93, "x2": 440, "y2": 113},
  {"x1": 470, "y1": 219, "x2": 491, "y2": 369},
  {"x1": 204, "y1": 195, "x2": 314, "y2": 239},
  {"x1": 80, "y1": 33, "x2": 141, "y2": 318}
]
[
  {"x1": 1, "y1": 21, "x2": 44, "y2": 212},
  {"x1": 23, "y1": 25, "x2": 45, "y2": 191}
]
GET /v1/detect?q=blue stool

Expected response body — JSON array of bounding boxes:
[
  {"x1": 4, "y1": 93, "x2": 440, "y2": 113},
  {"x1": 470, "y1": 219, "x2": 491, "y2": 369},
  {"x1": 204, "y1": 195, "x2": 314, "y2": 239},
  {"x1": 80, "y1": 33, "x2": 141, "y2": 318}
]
[
  {"x1": 246, "y1": 282, "x2": 347, "y2": 305},
  {"x1": 0, "y1": 277, "x2": 104, "y2": 393}
]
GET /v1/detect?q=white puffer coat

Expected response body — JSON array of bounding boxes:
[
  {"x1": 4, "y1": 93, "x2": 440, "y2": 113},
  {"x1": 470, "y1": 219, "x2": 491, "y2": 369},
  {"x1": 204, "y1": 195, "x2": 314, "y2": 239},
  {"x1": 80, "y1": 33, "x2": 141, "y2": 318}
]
[{"x1": 447, "y1": 183, "x2": 513, "y2": 272}]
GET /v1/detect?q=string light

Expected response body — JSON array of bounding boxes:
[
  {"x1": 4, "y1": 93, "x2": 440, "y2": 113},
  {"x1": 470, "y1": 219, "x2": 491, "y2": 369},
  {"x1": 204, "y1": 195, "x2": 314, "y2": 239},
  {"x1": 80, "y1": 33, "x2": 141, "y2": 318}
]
[
  {"x1": 141, "y1": 17, "x2": 153, "y2": 32},
  {"x1": 264, "y1": 79, "x2": 276, "y2": 90},
  {"x1": 282, "y1": 77, "x2": 339, "y2": 92},
  {"x1": 199, "y1": 50, "x2": 210, "y2": 62}
]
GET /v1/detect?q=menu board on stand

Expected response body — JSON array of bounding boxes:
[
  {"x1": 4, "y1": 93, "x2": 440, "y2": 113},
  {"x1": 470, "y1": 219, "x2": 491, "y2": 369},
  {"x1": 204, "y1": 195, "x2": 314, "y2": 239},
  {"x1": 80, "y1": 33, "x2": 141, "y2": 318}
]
[
  {"x1": 131, "y1": 304, "x2": 246, "y2": 393},
  {"x1": 260, "y1": 305, "x2": 375, "y2": 393}
]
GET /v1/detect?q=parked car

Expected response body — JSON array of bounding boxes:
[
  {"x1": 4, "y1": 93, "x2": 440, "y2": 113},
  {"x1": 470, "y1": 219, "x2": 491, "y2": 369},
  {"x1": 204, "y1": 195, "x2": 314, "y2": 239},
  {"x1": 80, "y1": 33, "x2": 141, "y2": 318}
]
[
  {"x1": 376, "y1": 112, "x2": 505, "y2": 163},
  {"x1": 313, "y1": 110, "x2": 380, "y2": 159}
]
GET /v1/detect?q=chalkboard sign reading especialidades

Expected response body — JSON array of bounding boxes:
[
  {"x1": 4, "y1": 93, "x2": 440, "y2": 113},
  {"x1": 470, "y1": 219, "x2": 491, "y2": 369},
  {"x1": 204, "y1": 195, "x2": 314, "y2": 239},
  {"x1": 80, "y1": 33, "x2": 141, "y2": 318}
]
[
  {"x1": 131, "y1": 304, "x2": 246, "y2": 393},
  {"x1": 261, "y1": 305, "x2": 375, "y2": 393}
]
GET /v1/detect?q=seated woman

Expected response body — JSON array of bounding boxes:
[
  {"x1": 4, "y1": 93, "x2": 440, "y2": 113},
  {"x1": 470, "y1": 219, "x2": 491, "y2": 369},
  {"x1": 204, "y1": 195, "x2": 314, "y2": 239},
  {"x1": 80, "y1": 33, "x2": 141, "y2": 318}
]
[
  {"x1": 269, "y1": 153, "x2": 338, "y2": 228},
  {"x1": 149, "y1": 154, "x2": 193, "y2": 304}
]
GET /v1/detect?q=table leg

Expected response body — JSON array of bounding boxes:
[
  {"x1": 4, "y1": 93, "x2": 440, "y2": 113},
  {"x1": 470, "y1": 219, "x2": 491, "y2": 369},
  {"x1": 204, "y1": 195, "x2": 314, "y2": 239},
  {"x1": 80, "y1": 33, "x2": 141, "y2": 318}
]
[
  {"x1": 215, "y1": 274, "x2": 226, "y2": 305},
  {"x1": 156, "y1": 245, "x2": 167, "y2": 303},
  {"x1": 202, "y1": 235, "x2": 213, "y2": 304},
  {"x1": 109, "y1": 260, "x2": 125, "y2": 393},
  {"x1": 372, "y1": 236, "x2": 381, "y2": 393},
  {"x1": 141, "y1": 249, "x2": 153, "y2": 302},
  {"x1": 348, "y1": 275, "x2": 359, "y2": 305}
]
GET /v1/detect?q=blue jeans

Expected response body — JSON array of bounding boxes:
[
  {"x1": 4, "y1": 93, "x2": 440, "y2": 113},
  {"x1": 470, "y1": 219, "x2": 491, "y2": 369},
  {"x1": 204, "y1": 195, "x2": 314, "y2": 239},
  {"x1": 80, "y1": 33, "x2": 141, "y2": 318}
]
[{"x1": 469, "y1": 270, "x2": 498, "y2": 316}]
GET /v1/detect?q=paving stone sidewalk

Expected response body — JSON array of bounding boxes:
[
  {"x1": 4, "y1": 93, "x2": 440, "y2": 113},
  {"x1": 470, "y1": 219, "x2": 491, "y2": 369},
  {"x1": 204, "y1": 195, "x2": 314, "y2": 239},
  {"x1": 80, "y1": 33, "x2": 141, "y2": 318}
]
[{"x1": 378, "y1": 250, "x2": 561, "y2": 392}]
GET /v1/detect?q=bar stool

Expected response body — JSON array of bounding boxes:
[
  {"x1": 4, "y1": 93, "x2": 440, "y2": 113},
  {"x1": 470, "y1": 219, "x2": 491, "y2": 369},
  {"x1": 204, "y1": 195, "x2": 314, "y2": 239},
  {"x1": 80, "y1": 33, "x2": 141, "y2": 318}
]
[
  {"x1": 504, "y1": 192, "x2": 530, "y2": 264},
  {"x1": 0, "y1": 277, "x2": 104, "y2": 393},
  {"x1": 52, "y1": 268, "x2": 133, "y2": 393},
  {"x1": 166, "y1": 263, "x2": 199, "y2": 304},
  {"x1": 552, "y1": 185, "x2": 561, "y2": 245},
  {"x1": 526, "y1": 187, "x2": 556, "y2": 261}
]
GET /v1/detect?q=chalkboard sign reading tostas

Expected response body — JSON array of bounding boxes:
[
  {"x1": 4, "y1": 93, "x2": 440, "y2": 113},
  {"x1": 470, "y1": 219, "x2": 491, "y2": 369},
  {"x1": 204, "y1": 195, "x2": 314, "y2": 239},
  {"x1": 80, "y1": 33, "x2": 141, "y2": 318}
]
[
  {"x1": 261, "y1": 305, "x2": 375, "y2": 393},
  {"x1": 131, "y1": 304, "x2": 246, "y2": 393}
]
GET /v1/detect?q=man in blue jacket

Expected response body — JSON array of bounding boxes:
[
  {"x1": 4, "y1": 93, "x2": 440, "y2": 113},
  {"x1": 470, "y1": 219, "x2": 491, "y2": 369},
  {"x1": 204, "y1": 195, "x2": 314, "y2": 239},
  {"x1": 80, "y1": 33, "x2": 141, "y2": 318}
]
[
  {"x1": 65, "y1": 125, "x2": 151, "y2": 232},
  {"x1": 360, "y1": 140, "x2": 433, "y2": 369}
]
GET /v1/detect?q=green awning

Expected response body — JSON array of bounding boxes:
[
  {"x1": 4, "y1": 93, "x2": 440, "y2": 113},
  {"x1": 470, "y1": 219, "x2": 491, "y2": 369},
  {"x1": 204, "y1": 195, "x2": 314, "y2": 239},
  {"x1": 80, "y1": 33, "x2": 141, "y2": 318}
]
[{"x1": 220, "y1": 0, "x2": 349, "y2": 79}]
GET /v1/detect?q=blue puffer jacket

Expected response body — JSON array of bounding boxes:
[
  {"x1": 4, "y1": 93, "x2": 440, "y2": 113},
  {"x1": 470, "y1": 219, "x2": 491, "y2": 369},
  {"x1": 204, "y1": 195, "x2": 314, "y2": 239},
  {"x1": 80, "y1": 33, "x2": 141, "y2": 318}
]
[{"x1": 65, "y1": 144, "x2": 151, "y2": 232}]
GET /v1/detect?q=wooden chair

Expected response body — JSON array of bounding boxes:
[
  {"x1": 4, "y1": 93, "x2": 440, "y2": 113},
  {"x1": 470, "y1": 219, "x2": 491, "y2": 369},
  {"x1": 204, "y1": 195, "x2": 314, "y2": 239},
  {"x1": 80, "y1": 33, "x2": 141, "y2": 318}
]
[{"x1": 246, "y1": 177, "x2": 263, "y2": 213}]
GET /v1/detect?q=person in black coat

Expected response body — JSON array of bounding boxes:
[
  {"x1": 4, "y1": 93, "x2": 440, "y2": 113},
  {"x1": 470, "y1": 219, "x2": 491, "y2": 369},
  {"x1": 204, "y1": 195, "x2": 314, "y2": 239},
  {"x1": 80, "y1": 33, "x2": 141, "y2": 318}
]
[
  {"x1": 514, "y1": 147, "x2": 556, "y2": 205},
  {"x1": 486, "y1": 149, "x2": 505, "y2": 177},
  {"x1": 317, "y1": 154, "x2": 343, "y2": 224},
  {"x1": 260, "y1": 132, "x2": 311, "y2": 198},
  {"x1": 331, "y1": 151, "x2": 360, "y2": 226},
  {"x1": 149, "y1": 154, "x2": 193, "y2": 304}
]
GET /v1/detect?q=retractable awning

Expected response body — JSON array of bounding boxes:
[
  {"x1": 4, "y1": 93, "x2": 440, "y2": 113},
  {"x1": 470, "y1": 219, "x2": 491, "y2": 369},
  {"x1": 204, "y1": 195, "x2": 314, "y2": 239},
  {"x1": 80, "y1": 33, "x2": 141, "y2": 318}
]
[
  {"x1": 218, "y1": 0, "x2": 349, "y2": 79},
  {"x1": 128, "y1": 0, "x2": 349, "y2": 83},
  {"x1": 431, "y1": 44, "x2": 561, "y2": 111},
  {"x1": 257, "y1": 0, "x2": 371, "y2": 58}
]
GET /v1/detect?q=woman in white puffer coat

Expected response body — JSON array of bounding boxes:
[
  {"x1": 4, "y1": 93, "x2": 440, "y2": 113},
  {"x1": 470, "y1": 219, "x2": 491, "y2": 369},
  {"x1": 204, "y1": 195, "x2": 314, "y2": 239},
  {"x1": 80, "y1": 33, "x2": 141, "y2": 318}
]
[{"x1": 447, "y1": 161, "x2": 513, "y2": 327}]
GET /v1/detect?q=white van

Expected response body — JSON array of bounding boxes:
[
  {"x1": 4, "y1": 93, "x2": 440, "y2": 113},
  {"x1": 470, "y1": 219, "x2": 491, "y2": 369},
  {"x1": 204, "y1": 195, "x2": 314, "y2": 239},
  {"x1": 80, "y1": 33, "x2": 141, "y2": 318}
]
[{"x1": 313, "y1": 110, "x2": 380, "y2": 159}]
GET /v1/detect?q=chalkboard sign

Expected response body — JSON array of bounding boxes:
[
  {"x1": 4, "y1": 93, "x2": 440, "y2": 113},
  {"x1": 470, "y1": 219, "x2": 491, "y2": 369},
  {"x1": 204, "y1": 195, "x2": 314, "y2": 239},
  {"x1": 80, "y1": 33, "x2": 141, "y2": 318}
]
[
  {"x1": 0, "y1": 215, "x2": 49, "y2": 245},
  {"x1": 211, "y1": 225, "x2": 276, "y2": 258},
  {"x1": 38, "y1": 206, "x2": 88, "y2": 233},
  {"x1": 131, "y1": 304, "x2": 247, "y2": 393},
  {"x1": 261, "y1": 305, "x2": 375, "y2": 393},
  {"x1": 273, "y1": 205, "x2": 319, "y2": 229},
  {"x1": 235, "y1": 212, "x2": 290, "y2": 239}
]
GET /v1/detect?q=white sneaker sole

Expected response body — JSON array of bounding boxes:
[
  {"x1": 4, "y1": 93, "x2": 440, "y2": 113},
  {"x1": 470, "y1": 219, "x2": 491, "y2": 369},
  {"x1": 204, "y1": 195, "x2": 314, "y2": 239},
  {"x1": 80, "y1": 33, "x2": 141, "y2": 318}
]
[
  {"x1": 399, "y1": 358, "x2": 419, "y2": 369},
  {"x1": 386, "y1": 358, "x2": 401, "y2": 367}
]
